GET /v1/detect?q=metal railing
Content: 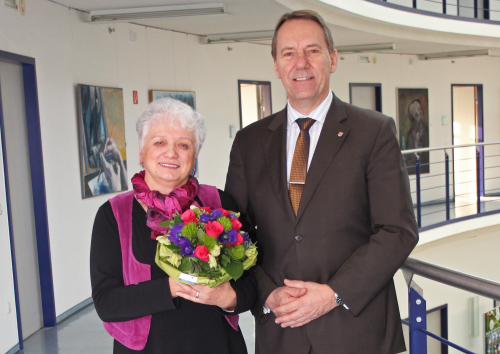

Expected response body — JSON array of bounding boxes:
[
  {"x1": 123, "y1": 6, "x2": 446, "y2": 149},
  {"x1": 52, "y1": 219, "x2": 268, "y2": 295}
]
[
  {"x1": 370, "y1": 0, "x2": 500, "y2": 22},
  {"x1": 401, "y1": 257, "x2": 500, "y2": 353},
  {"x1": 401, "y1": 142, "x2": 500, "y2": 230}
]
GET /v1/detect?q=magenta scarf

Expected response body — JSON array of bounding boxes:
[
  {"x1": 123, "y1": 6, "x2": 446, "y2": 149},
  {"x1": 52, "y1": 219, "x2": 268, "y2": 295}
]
[{"x1": 131, "y1": 171, "x2": 199, "y2": 239}]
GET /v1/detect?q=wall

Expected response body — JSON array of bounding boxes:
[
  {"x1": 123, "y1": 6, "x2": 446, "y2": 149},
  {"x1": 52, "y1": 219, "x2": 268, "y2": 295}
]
[
  {"x1": 1, "y1": 0, "x2": 500, "y2": 350},
  {"x1": 395, "y1": 224, "x2": 500, "y2": 353}
]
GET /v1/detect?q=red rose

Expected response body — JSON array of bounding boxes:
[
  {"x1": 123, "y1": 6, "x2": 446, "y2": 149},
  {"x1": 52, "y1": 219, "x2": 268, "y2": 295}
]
[
  {"x1": 230, "y1": 218, "x2": 242, "y2": 231},
  {"x1": 200, "y1": 207, "x2": 211, "y2": 213},
  {"x1": 227, "y1": 232, "x2": 244, "y2": 247},
  {"x1": 216, "y1": 208, "x2": 231, "y2": 217},
  {"x1": 194, "y1": 245, "x2": 210, "y2": 262},
  {"x1": 180, "y1": 209, "x2": 197, "y2": 224},
  {"x1": 205, "y1": 221, "x2": 224, "y2": 237}
]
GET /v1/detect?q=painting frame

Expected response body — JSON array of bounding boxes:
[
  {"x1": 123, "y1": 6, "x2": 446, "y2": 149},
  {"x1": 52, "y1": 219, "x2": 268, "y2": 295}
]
[
  {"x1": 397, "y1": 88, "x2": 430, "y2": 175},
  {"x1": 77, "y1": 84, "x2": 128, "y2": 199},
  {"x1": 149, "y1": 89, "x2": 196, "y2": 109}
]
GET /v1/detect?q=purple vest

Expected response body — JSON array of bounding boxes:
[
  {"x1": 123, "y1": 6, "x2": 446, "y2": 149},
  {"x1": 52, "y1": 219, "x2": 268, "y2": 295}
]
[{"x1": 103, "y1": 185, "x2": 238, "y2": 350}]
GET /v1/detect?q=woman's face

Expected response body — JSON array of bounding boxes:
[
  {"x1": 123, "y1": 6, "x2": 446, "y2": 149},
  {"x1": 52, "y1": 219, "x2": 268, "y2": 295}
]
[{"x1": 140, "y1": 118, "x2": 197, "y2": 194}]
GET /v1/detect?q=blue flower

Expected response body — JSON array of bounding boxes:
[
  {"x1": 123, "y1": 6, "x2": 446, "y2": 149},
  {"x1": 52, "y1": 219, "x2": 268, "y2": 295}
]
[
  {"x1": 168, "y1": 223, "x2": 184, "y2": 246},
  {"x1": 200, "y1": 213, "x2": 211, "y2": 223},
  {"x1": 218, "y1": 229, "x2": 238, "y2": 244},
  {"x1": 179, "y1": 238, "x2": 194, "y2": 256},
  {"x1": 210, "y1": 209, "x2": 222, "y2": 221},
  {"x1": 242, "y1": 232, "x2": 251, "y2": 249}
]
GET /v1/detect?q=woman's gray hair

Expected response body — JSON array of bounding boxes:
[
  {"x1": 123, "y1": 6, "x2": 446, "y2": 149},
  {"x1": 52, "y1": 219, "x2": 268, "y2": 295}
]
[{"x1": 136, "y1": 97, "x2": 206, "y2": 156}]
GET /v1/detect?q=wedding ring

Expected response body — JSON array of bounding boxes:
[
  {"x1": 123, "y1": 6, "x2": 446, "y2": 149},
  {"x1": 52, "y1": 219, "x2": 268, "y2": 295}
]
[{"x1": 196, "y1": 291, "x2": 199, "y2": 298}]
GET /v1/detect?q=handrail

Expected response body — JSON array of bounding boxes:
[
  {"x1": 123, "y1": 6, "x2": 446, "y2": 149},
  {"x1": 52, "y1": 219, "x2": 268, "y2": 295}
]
[
  {"x1": 402, "y1": 257, "x2": 500, "y2": 301},
  {"x1": 401, "y1": 141, "x2": 500, "y2": 155}
]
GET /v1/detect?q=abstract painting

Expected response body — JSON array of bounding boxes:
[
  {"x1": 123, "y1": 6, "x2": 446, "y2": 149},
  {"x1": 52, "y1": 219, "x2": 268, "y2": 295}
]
[
  {"x1": 397, "y1": 88, "x2": 429, "y2": 174},
  {"x1": 77, "y1": 85, "x2": 128, "y2": 198},
  {"x1": 149, "y1": 90, "x2": 196, "y2": 109}
]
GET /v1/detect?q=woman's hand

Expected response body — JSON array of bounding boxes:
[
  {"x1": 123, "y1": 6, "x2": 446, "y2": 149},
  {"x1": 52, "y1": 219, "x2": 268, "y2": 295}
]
[{"x1": 175, "y1": 281, "x2": 237, "y2": 311}]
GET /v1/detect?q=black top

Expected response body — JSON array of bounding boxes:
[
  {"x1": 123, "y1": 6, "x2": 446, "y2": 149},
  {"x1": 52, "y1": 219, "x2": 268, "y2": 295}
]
[{"x1": 90, "y1": 190, "x2": 255, "y2": 354}]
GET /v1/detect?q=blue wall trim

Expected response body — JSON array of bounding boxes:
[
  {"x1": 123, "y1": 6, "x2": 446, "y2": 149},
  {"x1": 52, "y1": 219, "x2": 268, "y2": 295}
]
[
  {"x1": 22, "y1": 63, "x2": 57, "y2": 327},
  {"x1": 364, "y1": 0, "x2": 500, "y2": 25},
  {"x1": 419, "y1": 208, "x2": 500, "y2": 233},
  {"x1": 0, "y1": 63, "x2": 24, "y2": 350}
]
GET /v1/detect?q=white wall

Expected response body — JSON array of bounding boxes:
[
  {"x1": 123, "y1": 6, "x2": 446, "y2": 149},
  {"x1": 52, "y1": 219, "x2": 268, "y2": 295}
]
[
  {"x1": 395, "y1": 223, "x2": 500, "y2": 353},
  {"x1": 1, "y1": 0, "x2": 500, "y2": 350}
]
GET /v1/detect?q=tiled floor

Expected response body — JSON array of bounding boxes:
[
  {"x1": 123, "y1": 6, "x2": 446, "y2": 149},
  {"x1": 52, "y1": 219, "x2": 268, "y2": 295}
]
[{"x1": 19, "y1": 304, "x2": 256, "y2": 354}]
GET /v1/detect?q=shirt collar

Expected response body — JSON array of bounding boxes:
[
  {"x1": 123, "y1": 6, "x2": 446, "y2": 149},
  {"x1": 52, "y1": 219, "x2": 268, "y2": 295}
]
[{"x1": 287, "y1": 90, "x2": 333, "y2": 127}]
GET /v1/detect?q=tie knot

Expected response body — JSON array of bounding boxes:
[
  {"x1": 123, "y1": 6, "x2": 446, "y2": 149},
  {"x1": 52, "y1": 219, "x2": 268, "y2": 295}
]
[{"x1": 296, "y1": 118, "x2": 315, "y2": 131}]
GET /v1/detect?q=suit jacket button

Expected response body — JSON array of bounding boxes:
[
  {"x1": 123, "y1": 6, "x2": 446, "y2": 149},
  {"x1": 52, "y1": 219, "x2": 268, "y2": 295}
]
[{"x1": 295, "y1": 235, "x2": 302, "y2": 242}]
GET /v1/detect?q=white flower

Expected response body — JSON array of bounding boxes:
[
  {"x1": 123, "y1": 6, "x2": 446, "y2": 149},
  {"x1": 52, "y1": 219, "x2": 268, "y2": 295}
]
[
  {"x1": 168, "y1": 253, "x2": 182, "y2": 267},
  {"x1": 159, "y1": 244, "x2": 173, "y2": 258},
  {"x1": 244, "y1": 247, "x2": 257, "y2": 258},
  {"x1": 208, "y1": 255, "x2": 217, "y2": 269},
  {"x1": 156, "y1": 236, "x2": 171, "y2": 246},
  {"x1": 210, "y1": 245, "x2": 222, "y2": 257},
  {"x1": 496, "y1": 309, "x2": 500, "y2": 321}
]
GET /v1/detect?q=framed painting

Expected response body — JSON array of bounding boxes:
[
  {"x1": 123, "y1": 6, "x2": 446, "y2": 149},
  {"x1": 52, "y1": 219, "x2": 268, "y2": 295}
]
[
  {"x1": 397, "y1": 88, "x2": 430, "y2": 174},
  {"x1": 149, "y1": 89, "x2": 198, "y2": 177},
  {"x1": 149, "y1": 90, "x2": 196, "y2": 109},
  {"x1": 77, "y1": 84, "x2": 128, "y2": 198}
]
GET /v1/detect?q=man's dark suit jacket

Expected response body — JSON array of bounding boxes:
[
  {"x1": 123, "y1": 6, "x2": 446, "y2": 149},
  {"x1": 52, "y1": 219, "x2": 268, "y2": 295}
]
[{"x1": 225, "y1": 94, "x2": 419, "y2": 354}]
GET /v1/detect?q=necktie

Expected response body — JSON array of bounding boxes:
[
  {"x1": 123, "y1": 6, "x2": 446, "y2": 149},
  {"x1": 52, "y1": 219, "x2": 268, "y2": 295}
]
[{"x1": 289, "y1": 118, "x2": 316, "y2": 215}]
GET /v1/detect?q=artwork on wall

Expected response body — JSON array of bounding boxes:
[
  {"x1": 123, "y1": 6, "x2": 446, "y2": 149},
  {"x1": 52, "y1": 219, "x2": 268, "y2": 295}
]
[
  {"x1": 77, "y1": 84, "x2": 128, "y2": 199},
  {"x1": 149, "y1": 90, "x2": 196, "y2": 109},
  {"x1": 149, "y1": 89, "x2": 199, "y2": 177},
  {"x1": 397, "y1": 88, "x2": 430, "y2": 174}
]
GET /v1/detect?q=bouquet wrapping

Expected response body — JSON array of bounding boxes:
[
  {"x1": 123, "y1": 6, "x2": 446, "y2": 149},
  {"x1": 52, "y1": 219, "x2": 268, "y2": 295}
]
[{"x1": 155, "y1": 205, "x2": 257, "y2": 288}]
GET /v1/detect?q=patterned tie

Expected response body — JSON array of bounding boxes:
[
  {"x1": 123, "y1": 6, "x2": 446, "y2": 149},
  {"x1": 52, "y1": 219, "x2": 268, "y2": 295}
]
[{"x1": 289, "y1": 118, "x2": 316, "y2": 215}]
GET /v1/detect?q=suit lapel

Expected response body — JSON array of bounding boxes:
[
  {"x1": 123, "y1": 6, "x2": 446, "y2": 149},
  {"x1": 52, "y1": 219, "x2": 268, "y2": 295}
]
[
  {"x1": 296, "y1": 95, "x2": 350, "y2": 221},
  {"x1": 263, "y1": 108, "x2": 296, "y2": 223}
]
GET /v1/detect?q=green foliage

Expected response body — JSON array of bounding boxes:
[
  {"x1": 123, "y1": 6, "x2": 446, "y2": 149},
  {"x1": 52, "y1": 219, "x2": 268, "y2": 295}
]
[
  {"x1": 200, "y1": 234, "x2": 217, "y2": 251},
  {"x1": 165, "y1": 244, "x2": 181, "y2": 252},
  {"x1": 217, "y1": 216, "x2": 232, "y2": 232},
  {"x1": 221, "y1": 254, "x2": 231, "y2": 267},
  {"x1": 182, "y1": 223, "x2": 198, "y2": 239},
  {"x1": 228, "y1": 245, "x2": 245, "y2": 260},
  {"x1": 159, "y1": 220, "x2": 174, "y2": 228},
  {"x1": 223, "y1": 260, "x2": 244, "y2": 281},
  {"x1": 173, "y1": 212, "x2": 182, "y2": 225},
  {"x1": 178, "y1": 258, "x2": 193, "y2": 272}
]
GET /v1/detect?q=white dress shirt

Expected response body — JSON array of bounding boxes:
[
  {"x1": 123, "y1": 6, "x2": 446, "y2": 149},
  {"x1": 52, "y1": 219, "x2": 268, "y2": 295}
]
[{"x1": 286, "y1": 91, "x2": 333, "y2": 186}]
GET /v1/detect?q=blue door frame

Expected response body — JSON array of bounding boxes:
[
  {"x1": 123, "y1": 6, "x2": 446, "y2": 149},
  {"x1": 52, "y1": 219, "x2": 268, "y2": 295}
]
[{"x1": 0, "y1": 50, "x2": 56, "y2": 350}]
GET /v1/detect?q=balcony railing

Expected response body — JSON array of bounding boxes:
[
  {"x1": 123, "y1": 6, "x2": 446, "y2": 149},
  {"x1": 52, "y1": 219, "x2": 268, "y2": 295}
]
[
  {"x1": 367, "y1": 0, "x2": 500, "y2": 22},
  {"x1": 401, "y1": 142, "x2": 500, "y2": 231}
]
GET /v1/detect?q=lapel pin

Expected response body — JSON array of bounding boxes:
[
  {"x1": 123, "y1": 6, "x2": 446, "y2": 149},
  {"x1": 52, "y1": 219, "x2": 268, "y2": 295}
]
[{"x1": 338, "y1": 132, "x2": 344, "y2": 137}]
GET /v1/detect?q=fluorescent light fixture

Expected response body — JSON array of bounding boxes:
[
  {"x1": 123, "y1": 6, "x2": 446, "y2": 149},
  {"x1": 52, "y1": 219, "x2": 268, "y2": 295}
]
[
  {"x1": 418, "y1": 49, "x2": 497, "y2": 60},
  {"x1": 336, "y1": 43, "x2": 396, "y2": 53},
  {"x1": 203, "y1": 31, "x2": 274, "y2": 44},
  {"x1": 89, "y1": 3, "x2": 225, "y2": 22}
]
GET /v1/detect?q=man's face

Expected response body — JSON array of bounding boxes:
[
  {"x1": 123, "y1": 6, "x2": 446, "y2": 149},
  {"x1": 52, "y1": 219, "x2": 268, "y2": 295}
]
[{"x1": 274, "y1": 19, "x2": 337, "y2": 114}]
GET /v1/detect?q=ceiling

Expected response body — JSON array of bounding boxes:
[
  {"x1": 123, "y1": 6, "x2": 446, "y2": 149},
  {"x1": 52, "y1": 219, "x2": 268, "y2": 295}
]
[{"x1": 48, "y1": 0, "x2": 489, "y2": 55}]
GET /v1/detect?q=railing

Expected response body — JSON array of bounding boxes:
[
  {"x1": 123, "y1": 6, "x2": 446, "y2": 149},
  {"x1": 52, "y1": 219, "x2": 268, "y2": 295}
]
[
  {"x1": 401, "y1": 257, "x2": 500, "y2": 353},
  {"x1": 368, "y1": 0, "x2": 500, "y2": 22},
  {"x1": 401, "y1": 142, "x2": 500, "y2": 231}
]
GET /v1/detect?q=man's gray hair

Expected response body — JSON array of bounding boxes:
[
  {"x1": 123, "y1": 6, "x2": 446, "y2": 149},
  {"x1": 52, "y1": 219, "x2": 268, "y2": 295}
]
[
  {"x1": 271, "y1": 10, "x2": 335, "y2": 60},
  {"x1": 136, "y1": 97, "x2": 206, "y2": 156}
]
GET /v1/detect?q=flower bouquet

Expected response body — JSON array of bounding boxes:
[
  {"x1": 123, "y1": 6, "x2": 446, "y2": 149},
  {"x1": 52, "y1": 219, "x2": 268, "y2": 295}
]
[{"x1": 154, "y1": 205, "x2": 258, "y2": 288}]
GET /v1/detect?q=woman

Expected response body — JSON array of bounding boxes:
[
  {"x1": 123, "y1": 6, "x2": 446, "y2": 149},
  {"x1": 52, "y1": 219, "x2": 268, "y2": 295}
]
[{"x1": 90, "y1": 98, "x2": 255, "y2": 353}]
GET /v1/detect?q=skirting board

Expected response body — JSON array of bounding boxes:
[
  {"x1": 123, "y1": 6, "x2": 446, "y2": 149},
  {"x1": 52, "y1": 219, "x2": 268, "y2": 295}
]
[{"x1": 56, "y1": 297, "x2": 93, "y2": 324}]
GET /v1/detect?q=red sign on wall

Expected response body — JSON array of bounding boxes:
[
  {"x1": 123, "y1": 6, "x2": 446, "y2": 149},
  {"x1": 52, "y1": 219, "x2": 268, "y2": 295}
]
[{"x1": 133, "y1": 91, "x2": 138, "y2": 104}]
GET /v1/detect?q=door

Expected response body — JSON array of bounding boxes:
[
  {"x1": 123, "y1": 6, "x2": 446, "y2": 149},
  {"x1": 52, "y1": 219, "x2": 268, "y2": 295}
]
[
  {"x1": 349, "y1": 83, "x2": 382, "y2": 112},
  {"x1": 452, "y1": 84, "x2": 484, "y2": 217},
  {"x1": 0, "y1": 61, "x2": 43, "y2": 339},
  {"x1": 238, "y1": 80, "x2": 272, "y2": 129}
]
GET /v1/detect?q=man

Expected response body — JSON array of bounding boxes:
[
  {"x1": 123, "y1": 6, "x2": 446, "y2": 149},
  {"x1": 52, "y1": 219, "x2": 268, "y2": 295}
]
[{"x1": 225, "y1": 10, "x2": 418, "y2": 354}]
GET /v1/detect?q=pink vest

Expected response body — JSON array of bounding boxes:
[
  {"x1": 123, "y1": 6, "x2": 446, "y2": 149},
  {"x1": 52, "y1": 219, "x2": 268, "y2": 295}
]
[{"x1": 103, "y1": 185, "x2": 238, "y2": 350}]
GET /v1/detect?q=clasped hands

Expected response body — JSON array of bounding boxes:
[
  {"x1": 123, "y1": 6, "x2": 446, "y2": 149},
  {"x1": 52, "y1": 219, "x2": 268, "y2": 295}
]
[
  {"x1": 169, "y1": 277, "x2": 237, "y2": 312},
  {"x1": 265, "y1": 279, "x2": 339, "y2": 328}
]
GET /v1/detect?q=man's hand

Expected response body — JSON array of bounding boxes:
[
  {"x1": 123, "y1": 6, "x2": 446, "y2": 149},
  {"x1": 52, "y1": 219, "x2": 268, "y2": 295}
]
[
  {"x1": 274, "y1": 279, "x2": 338, "y2": 328},
  {"x1": 265, "y1": 286, "x2": 307, "y2": 314}
]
